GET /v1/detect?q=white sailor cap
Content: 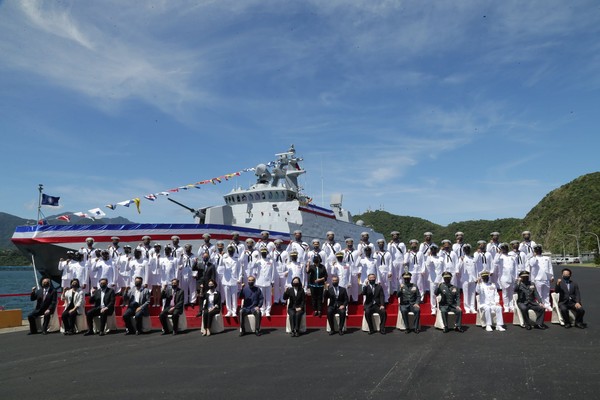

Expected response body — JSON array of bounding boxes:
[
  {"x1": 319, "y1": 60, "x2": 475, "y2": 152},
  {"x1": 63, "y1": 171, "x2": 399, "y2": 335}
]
[
  {"x1": 171, "y1": 235, "x2": 180, "y2": 240},
  {"x1": 424, "y1": 232, "x2": 433, "y2": 236},
  {"x1": 429, "y1": 244, "x2": 439, "y2": 250},
  {"x1": 153, "y1": 243, "x2": 162, "y2": 248},
  {"x1": 455, "y1": 231, "x2": 464, "y2": 236},
  {"x1": 184, "y1": 243, "x2": 192, "y2": 249},
  {"x1": 203, "y1": 233, "x2": 211, "y2": 239},
  {"x1": 216, "y1": 241, "x2": 224, "y2": 246},
  {"x1": 142, "y1": 235, "x2": 151, "y2": 240},
  {"x1": 477, "y1": 240, "x2": 487, "y2": 245},
  {"x1": 522, "y1": 231, "x2": 531, "y2": 236},
  {"x1": 245, "y1": 238, "x2": 255, "y2": 245},
  {"x1": 510, "y1": 240, "x2": 520, "y2": 245},
  {"x1": 409, "y1": 239, "x2": 419, "y2": 244},
  {"x1": 345, "y1": 238, "x2": 354, "y2": 243},
  {"x1": 499, "y1": 242, "x2": 509, "y2": 249},
  {"x1": 312, "y1": 239, "x2": 320, "y2": 244},
  {"x1": 376, "y1": 238, "x2": 385, "y2": 244},
  {"x1": 326, "y1": 231, "x2": 335, "y2": 236},
  {"x1": 274, "y1": 239, "x2": 283, "y2": 244},
  {"x1": 261, "y1": 231, "x2": 269, "y2": 236},
  {"x1": 232, "y1": 231, "x2": 240, "y2": 237},
  {"x1": 390, "y1": 231, "x2": 399, "y2": 236},
  {"x1": 441, "y1": 239, "x2": 451, "y2": 245},
  {"x1": 463, "y1": 243, "x2": 472, "y2": 249},
  {"x1": 86, "y1": 237, "x2": 94, "y2": 242},
  {"x1": 123, "y1": 245, "x2": 132, "y2": 249},
  {"x1": 111, "y1": 236, "x2": 120, "y2": 241},
  {"x1": 293, "y1": 230, "x2": 302, "y2": 235},
  {"x1": 361, "y1": 232, "x2": 369, "y2": 236},
  {"x1": 490, "y1": 232, "x2": 500, "y2": 236}
]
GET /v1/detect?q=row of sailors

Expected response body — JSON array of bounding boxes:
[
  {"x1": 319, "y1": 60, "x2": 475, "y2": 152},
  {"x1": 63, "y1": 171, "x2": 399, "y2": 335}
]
[{"x1": 58, "y1": 229, "x2": 551, "y2": 316}]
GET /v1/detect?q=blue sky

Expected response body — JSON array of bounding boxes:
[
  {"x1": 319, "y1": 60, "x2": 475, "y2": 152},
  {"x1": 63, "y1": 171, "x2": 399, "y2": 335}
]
[{"x1": 1, "y1": 1, "x2": 599, "y2": 226}]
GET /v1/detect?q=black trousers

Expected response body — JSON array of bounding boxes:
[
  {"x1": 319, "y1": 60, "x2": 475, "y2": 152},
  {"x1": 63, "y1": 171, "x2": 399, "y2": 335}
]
[
  {"x1": 518, "y1": 303, "x2": 544, "y2": 326},
  {"x1": 241, "y1": 308, "x2": 261, "y2": 333},
  {"x1": 27, "y1": 309, "x2": 51, "y2": 334},
  {"x1": 288, "y1": 308, "x2": 304, "y2": 332},
  {"x1": 86, "y1": 306, "x2": 115, "y2": 333},
  {"x1": 327, "y1": 305, "x2": 346, "y2": 331},
  {"x1": 202, "y1": 307, "x2": 220, "y2": 330},
  {"x1": 364, "y1": 304, "x2": 386, "y2": 333},
  {"x1": 61, "y1": 308, "x2": 78, "y2": 333},
  {"x1": 159, "y1": 308, "x2": 182, "y2": 333},
  {"x1": 310, "y1": 286, "x2": 324, "y2": 313},
  {"x1": 123, "y1": 303, "x2": 145, "y2": 333},
  {"x1": 440, "y1": 304, "x2": 462, "y2": 328},
  {"x1": 400, "y1": 304, "x2": 421, "y2": 330},
  {"x1": 559, "y1": 303, "x2": 585, "y2": 325}
]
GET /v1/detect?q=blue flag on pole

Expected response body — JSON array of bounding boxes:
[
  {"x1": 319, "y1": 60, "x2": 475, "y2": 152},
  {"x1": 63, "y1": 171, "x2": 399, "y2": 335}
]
[{"x1": 41, "y1": 194, "x2": 60, "y2": 206}]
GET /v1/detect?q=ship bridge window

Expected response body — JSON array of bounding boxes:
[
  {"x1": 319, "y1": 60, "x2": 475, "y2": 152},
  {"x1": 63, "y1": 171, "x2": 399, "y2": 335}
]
[
  {"x1": 236, "y1": 195, "x2": 241, "y2": 202},
  {"x1": 242, "y1": 195, "x2": 247, "y2": 202},
  {"x1": 261, "y1": 192, "x2": 266, "y2": 200},
  {"x1": 249, "y1": 193, "x2": 254, "y2": 201},
  {"x1": 274, "y1": 191, "x2": 279, "y2": 199},
  {"x1": 268, "y1": 191, "x2": 273, "y2": 199}
]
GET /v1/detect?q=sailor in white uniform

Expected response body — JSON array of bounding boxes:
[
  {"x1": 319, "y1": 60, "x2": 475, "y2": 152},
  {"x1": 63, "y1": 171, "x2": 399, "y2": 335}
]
[
  {"x1": 198, "y1": 233, "x2": 216, "y2": 260},
  {"x1": 91, "y1": 250, "x2": 116, "y2": 291},
  {"x1": 494, "y1": 243, "x2": 517, "y2": 312},
  {"x1": 387, "y1": 231, "x2": 406, "y2": 294},
  {"x1": 218, "y1": 245, "x2": 243, "y2": 317},
  {"x1": 170, "y1": 236, "x2": 184, "y2": 258},
  {"x1": 452, "y1": 232, "x2": 466, "y2": 258},
  {"x1": 424, "y1": 244, "x2": 445, "y2": 313},
  {"x1": 486, "y1": 232, "x2": 501, "y2": 261},
  {"x1": 137, "y1": 235, "x2": 154, "y2": 260},
  {"x1": 404, "y1": 239, "x2": 425, "y2": 301},
  {"x1": 256, "y1": 231, "x2": 275, "y2": 254},
  {"x1": 148, "y1": 243, "x2": 164, "y2": 306},
  {"x1": 519, "y1": 231, "x2": 538, "y2": 261},
  {"x1": 229, "y1": 232, "x2": 246, "y2": 260},
  {"x1": 342, "y1": 238, "x2": 360, "y2": 302},
  {"x1": 285, "y1": 251, "x2": 306, "y2": 288},
  {"x1": 527, "y1": 244, "x2": 554, "y2": 311},
  {"x1": 161, "y1": 245, "x2": 179, "y2": 287},
  {"x1": 179, "y1": 244, "x2": 197, "y2": 305},
  {"x1": 240, "y1": 238, "x2": 258, "y2": 283},
  {"x1": 419, "y1": 232, "x2": 436, "y2": 256},
  {"x1": 322, "y1": 231, "x2": 341, "y2": 265},
  {"x1": 115, "y1": 245, "x2": 132, "y2": 292},
  {"x1": 272, "y1": 239, "x2": 288, "y2": 304},
  {"x1": 108, "y1": 236, "x2": 122, "y2": 261},
  {"x1": 474, "y1": 240, "x2": 493, "y2": 286},
  {"x1": 509, "y1": 240, "x2": 527, "y2": 274},
  {"x1": 359, "y1": 247, "x2": 378, "y2": 286},
  {"x1": 476, "y1": 271, "x2": 506, "y2": 332},
  {"x1": 458, "y1": 244, "x2": 478, "y2": 313},
  {"x1": 440, "y1": 239, "x2": 459, "y2": 286},
  {"x1": 80, "y1": 237, "x2": 97, "y2": 263},
  {"x1": 255, "y1": 248, "x2": 275, "y2": 316},
  {"x1": 69, "y1": 252, "x2": 89, "y2": 294},
  {"x1": 331, "y1": 251, "x2": 352, "y2": 291},
  {"x1": 58, "y1": 251, "x2": 74, "y2": 290},
  {"x1": 129, "y1": 249, "x2": 149, "y2": 289},
  {"x1": 375, "y1": 239, "x2": 392, "y2": 301},
  {"x1": 286, "y1": 230, "x2": 309, "y2": 266},
  {"x1": 357, "y1": 232, "x2": 375, "y2": 257},
  {"x1": 210, "y1": 241, "x2": 226, "y2": 269}
]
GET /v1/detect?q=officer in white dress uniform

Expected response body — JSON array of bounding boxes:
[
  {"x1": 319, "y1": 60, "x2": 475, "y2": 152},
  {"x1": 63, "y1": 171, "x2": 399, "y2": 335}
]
[
  {"x1": 476, "y1": 271, "x2": 506, "y2": 332},
  {"x1": 342, "y1": 238, "x2": 360, "y2": 302},
  {"x1": 419, "y1": 232, "x2": 436, "y2": 256},
  {"x1": 375, "y1": 239, "x2": 392, "y2": 301},
  {"x1": 218, "y1": 245, "x2": 243, "y2": 317},
  {"x1": 58, "y1": 251, "x2": 74, "y2": 290},
  {"x1": 285, "y1": 251, "x2": 306, "y2": 288},
  {"x1": 286, "y1": 230, "x2": 309, "y2": 266},
  {"x1": 161, "y1": 245, "x2": 179, "y2": 287},
  {"x1": 519, "y1": 231, "x2": 537, "y2": 261},
  {"x1": 322, "y1": 231, "x2": 341, "y2": 266},
  {"x1": 494, "y1": 243, "x2": 518, "y2": 312},
  {"x1": 440, "y1": 240, "x2": 459, "y2": 286},
  {"x1": 179, "y1": 244, "x2": 197, "y2": 305},
  {"x1": 255, "y1": 248, "x2": 275, "y2": 316},
  {"x1": 458, "y1": 244, "x2": 479, "y2": 313},
  {"x1": 424, "y1": 244, "x2": 445, "y2": 314},
  {"x1": 404, "y1": 239, "x2": 425, "y2": 301},
  {"x1": 387, "y1": 231, "x2": 406, "y2": 294},
  {"x1": 359, "y1": 247, "x2": 378, "y2": 287},
  {"x1": 357, "y1": 232, "x2": 375, "y2": 257},
  {"x1": 509, "y1": 240, "x2": 527, "y2": 274},
  {"x1": 527, "y1": 244, "x2": 554, "y2": 310},
  {"x1": 271, "y1": 239, "x2": 288, "y2": 304},
  {"x1": 331, "y1": 251, "x2": 352, "y2": 291},
  {"x1": 92, "y1": 250, "x2": 116, "y2": 291},
  {"x1": 115, "y1": 245, "x2": 132, "y2": 292},
  {"x1": 129, "y1": 249, "x2": 149, "y2": 289},
  {"x1": 452, "y1": 232, "x2": 466, "y2": 258},
  {"x1": 69, "y1": 252, "x2": 89, "y2": 295}
]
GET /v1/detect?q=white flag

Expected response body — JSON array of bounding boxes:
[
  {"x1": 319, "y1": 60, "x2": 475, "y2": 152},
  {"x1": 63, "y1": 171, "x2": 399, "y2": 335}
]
[{"x1": 88, "y1": 208, "x2": 106, "y2": 218}]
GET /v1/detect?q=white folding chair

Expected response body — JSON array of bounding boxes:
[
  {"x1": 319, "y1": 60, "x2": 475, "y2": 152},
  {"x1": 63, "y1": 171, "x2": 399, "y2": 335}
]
[
  {"x1": 93, "y1": 313, "x2": 118, "y2": 333},
  {"x1": 285, "y1": 298, "x2": 306, "y2": 333},
  {"x1": 395, "y1": 303, "x2": 415, "y2": 331},
  {"x1": 35, "y1": 312, "x2": 60, "y2": 333},
  {"x1": 325, "y1": 298, "x2": 347, "y2": 332},
  {"x1": 434, "y1": 295, "x2": 456, "y2": 330},
  {"x1": 166, "y1": 313, "x2": 187, "y2": 332},
  {"x1": 512, "y1": 294, "x2": 538, "y2": 327},
  {"x1": 550, "y1": 292, "x2": 575, "y2": 326},
  {"x1": 201, "y1": 313, "x2": 224, "y2": 334}
]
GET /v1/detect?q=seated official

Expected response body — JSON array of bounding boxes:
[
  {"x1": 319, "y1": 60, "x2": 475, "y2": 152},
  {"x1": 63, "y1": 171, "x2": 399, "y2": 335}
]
[
  {"x1": 514, "y1": 271, "x2": 546, "y2": 330},
  {"x1": 362, "y1": 273, "x2": 387, "y2": 335},
  {"x1": 27, "y1": 278, "x2": 57, "y2": 335},
  {"x1": 324, "y1": 275, "x2": 348, "y2": 336},
  {"x1": 122, "y1": 276, "x2": 151, "y2": 335},
  {"x1": 238, "y1": 276, "x2": 264, "y2": 336},
  {"x1": 476, "y1": 271, "x2": 505, "y2": 332},
  {"x1": 159, "y1": 279, "x2": 185, "y2": 335},
  {"x1": 554, "y1": 268, "x2": 586, "y2": 329},
  {"x1": 201, "y1": 279, "x2": 221, "y2": 336},
  {"x1": 61, "y1": 279, "x2": 84, "y2": 335},
  {"x1": 434, "y1": 272, "x2": 464, "y2": 333},
  {"x1": 398, "y1": 272, "x2": 421, "y2": 334},
  {"x1": 283, "y1": 277, "x2": 306, "y2": 337},
  {"x1": 84, "y1": 278, "x2": 116, "y2": 336}
]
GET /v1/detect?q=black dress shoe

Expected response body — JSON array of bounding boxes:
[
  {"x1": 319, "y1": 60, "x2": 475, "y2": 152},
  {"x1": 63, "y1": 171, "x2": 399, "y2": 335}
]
[
  {"x1": 339, "y1": 330, "x2": 344, "y2": 336},
  {"x1": 42, "y1": 330, "x2": 48, "y2": 335},
  {"x1": 239, "y1": 331, "x2": 245, "y2": 337},
  {"x1": 161, "y1": 331, "x2": 171, "y2": 336},
  {"x1": 368, "y1": 331, "x2": 375, "y2": 335},
  {"x1": 542, "y1": 324, "x2": 549, "y2": 329},
  {"x1": 443, "y1": 327, "x2": 449, "y2": 333},
  {"x1": 564, "y1": 324, "x2": 572, "y2": 329},
  {"x1": 27, "y1": 332, "x2": 38, "y2": 335},
  {"x1": 380, "y1": 329, "x2": 386, "y2": 335},
  {"x1": 99, "y1": 332, "x2": 105, "y2": 336},
  {"x1": 534, "y1": 324, "x2": 545, "y2": 330},
  {"x1": 455, "y1": 326, "x2": 464, "y2": 333},
  {"x1": 404, "y1": 329, "x2": 411, "y2": 334},
  {"x1": 414, "y1": 328, "x2": 420, "y2": 334},
  {"x1": 329, "y1": 331, "x2": 336, "y2": 336},
  {"x1": 172, "y1": 331, "x2": 178, "y2": 336},
  {"x1": 576, "y1": 323, "x2": 586, "y2": 329},
  {"x1": 525, "y1": 325, "x2": 532, "y2": 330},
  {"x1": 84, "y1": 331, "x2": 94, "y2": 336},
  {"x1": 124, "y1": 331, "x2": 133, "y2": 336},
  {"x1": 255, "y1": 330, "x2": 262, "y2": 337}
]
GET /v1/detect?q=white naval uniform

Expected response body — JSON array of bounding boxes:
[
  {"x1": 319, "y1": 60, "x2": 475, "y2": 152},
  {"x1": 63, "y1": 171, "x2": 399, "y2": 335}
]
[
  {"x1": 228, "y1": 241, "x2": 246, "y2": 260},
  {"x1": 115, "y1": 255, "x2": 131, "y2": 290},
  {"x1": 342, "y1": 248, "x2": 360, "y2": 301},
  {"x1": 356, "y1": 241, "x2": 375, "y2": 257},
  {"x1": 108, "y1": 245, "x2": 122, "y2": 262},
  {"x1": 404, "y1": 250, "x2": 425, "y2": 300},
  {"x1": 217, "y1": 254, "x2": 242, "y2": 316},
  {"x1": 160, "y1": 256, "x2": 178, "y2": 286},
  {"x1": 476, "y1": 281, "x2": 505, "y2": 327},
  {"x1": 452, "y1": 242, "x2": 466, "y2": 258},
  {"x1": 440, "y1": 249, "x2": 459, "y2": 286},
  {"x1": 509, "y1": 250, "x2": 528, "y2": 274},
  {"x1": 129, "y1": 258, "x2": 149, "y2": 289},
  {"x1": 256, "y1": 240, "x2": 276, "y2": 254},
  {"x1": 240, "y1": 249, "x2": 257, "y2": 283},
  {"x1": 359, "y1": 256, "x2": 378, "y2": 286},
  {"x1": 197, "y1": 243, "x2": 216, "y2": 260},
  {"x1": 272, "y1": 249, "x2": 289, "y2": 303},
  {"x1": 388, "y1": 241, "x2": 406, "y2": 293},
  {"x1": 137, "y1": 245, "x2": 154, "y2": 260},
  {"x1": 171, "y1": 245, "x2": 184, "y2": 259},
  {"x1": 80, "y1": 246, "x2": 97, "y2": 290},
  {"x1": 255, "y1": 256, "x2": 275, "y2": 314},
  {"x1": 458, "y1": 255, "x2": 479, "y2": 312},
  {"x1": 495, "y1": 253, "x2": 517, "y2": 311},
  {"x1": 527, "y1": 255, "x2": 554, "y2": 310},
  {"x1": 375, "y1": 249, "x2": 392, "y2": 301},
  {"x1": 91, "y1": 259, "x2": 116, "y2": 289},
  {"x1": 179, "y1": 253, "x2": 197, "y2": 305},
  {"x1": 331, "y1": 260, "x2": 352, "y2": 289},
  {"x1": 424, "y1": 254, "x2": 445, "y2": 312},
  {"x1": 69, "y1": 261, "x2": 89, "y2": 294},
  {"x1": 58, "y1": 259, "x2": 71, "y2": 288},
  {"x1": 418, "y1": 241, "x2": 436, "y2": 256},
  {"x1": 148, "y1": 254, "x2": 163, "y2": 287},
  {"x1": 286, "y1": 240, "x2": 310, "y2": 265},
  {"x1": 519, "y1": 240, "x2": 538, "y2": 261},
  {"x1": 322, "y1": 241, "x2": 342, "y2": 266},
  {"x1": 474, "y1": 251, "x2": 493, "y2": 283}
]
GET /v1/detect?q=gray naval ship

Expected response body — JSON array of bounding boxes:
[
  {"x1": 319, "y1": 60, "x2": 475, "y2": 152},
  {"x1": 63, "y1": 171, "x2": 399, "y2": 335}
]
[{"x1": 12, "y1": 145, "x2": 384, "y2": 282}]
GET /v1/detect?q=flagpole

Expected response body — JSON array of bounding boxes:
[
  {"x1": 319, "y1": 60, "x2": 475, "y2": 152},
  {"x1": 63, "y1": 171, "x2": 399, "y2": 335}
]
[
  {"x1": 31, "y1": 254, "x2": 40, "y2": 290},
  {"x1": 37, "y1": 184, "x2": 43, "y2": 223}
]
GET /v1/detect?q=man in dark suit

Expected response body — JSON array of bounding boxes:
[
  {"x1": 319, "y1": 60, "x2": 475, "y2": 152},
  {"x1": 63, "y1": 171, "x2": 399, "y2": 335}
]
[
  {"x1": 283, "y1": 277, "x2": 305, "y2": 337},
  {"x1": 362, "y1": 273, "x2": 387, "y2": 334},
  {"x1": 84, "y1": 278, "x2": 115, "y2": 336},
  {"x1": 324, "y1": 275, "x2": 348, "y2": 335},
  {"x1": 555, "y1": 268, "x2": 586, "y2": 329},
  {"x1": 27, "y1": 278, "x2": 57, "y2": 335},
  {"x1": 122, "y1": 276, "x2": 151, "y2": 335},
  {"x1": 159, "y1": 278, "x2": 185, "y2": 335},
  {"x1": 238, "y1": 276, "x2": 264, "y2": 336}
]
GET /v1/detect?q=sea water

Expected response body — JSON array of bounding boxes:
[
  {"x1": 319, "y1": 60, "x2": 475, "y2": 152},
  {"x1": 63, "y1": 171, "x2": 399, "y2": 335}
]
[{"x1": 0, "y1": 266, "x2": 42, "y2": 316}]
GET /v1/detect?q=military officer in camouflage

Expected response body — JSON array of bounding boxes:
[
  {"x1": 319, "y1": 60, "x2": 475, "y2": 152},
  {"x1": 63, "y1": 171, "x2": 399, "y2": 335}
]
[
  {"x1": 434, "y1": 271, "x2": 464, "y2": 333},
  {"x1": 514, "y1": 270, "x2": 547, "y2": 330},
  {"x1": 398, "y1": 272, "x2": 421, "y2": 334}
]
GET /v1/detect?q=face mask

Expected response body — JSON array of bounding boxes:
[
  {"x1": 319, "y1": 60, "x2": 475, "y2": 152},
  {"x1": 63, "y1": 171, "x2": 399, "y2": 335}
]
[
  {"x1": 368, "y1": 279, "x2": 376, "y2": 285},
  {"x1": 337, "y1": 257, "x2": 343, "y2": 262},
  {"x1": 482, "y1": 277, "x2": 489, "y2": 283},
  {"x1": 332, "y1": 282, "x2": 339, "y2": 287},
  {"x1": 248, "y1": 282, "x2": 255, "y2": 287},
  {"x1": 71, "y1": 284, "x2": 79, "y2": 289},
  {"x1": 42, "y1": 282, "x2": 50, "y2": 288},
  {"x1": 292, "y1": 282, "x2": 300, "y2": 288},
  {"x1": 521, "y1": 278, "x2": 529, "y2": 284},
  {"x1": 135, "y1": 281, "x2": 142, "y2": 288},
  {"x1": 563, "y1": 275, "x2": 570, "y2": 281},
  {"x1": 228, "y1": 250, "x2": 235, "y2": 256},
  {"x1": 100, "y1": 283, "x2": 107, "y2": 289},
  {"x1": 443, "y1": 279, "x2": 451, "y2": 285},
  {"x1": 208, "y1": 285, "x2": 215, "y2": 290},
  {"x1": 404, "y1": 278, "x2": 411, "y2": 284},
  {"x1": 172, "y1": 285, "x2": 178, "y2": 290}
]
